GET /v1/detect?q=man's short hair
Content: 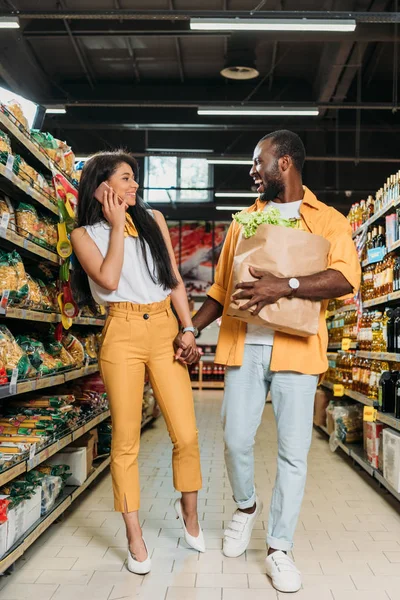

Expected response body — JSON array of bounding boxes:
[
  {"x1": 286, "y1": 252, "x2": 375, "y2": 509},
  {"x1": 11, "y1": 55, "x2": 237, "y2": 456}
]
[{"x1": 260, "y1": 130, "x2": 306, "y2": 173}]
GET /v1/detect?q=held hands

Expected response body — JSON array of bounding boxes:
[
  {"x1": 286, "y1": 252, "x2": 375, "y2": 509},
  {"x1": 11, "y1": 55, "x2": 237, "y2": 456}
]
[
  {"x1": 232, "y1": 267, "x2": 291, "y2": 316},
  {"x1": 174, "y1": 331, "x2": 202, "y2": 365},
  {"x1": 102, "y1": 188, "x2": 128, "y2": 230}
]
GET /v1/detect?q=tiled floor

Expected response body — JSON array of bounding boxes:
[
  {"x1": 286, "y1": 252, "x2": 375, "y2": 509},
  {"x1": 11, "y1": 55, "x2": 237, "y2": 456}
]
[{"x1": 1, "y1": 390, "x2": 400, "y2": 599}]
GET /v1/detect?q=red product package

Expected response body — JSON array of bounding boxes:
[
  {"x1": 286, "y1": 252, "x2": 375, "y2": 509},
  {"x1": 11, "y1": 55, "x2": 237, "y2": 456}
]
[
  {"x1": 364, "y1": 422, "x2": 387, "y2": 469},
  {"x1": 0, "y1": 498, "x2": 10, "y2": 523}
]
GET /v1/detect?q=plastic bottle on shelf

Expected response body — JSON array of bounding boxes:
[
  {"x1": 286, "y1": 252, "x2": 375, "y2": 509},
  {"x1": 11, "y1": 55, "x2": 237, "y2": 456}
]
[
  {"x1": 386, "y1": 308, "x2": 396, "y2": 353},
  {"x1": 394, "y1": 308, "x2": 400, "y2": 353},
  {"x1": 367, "y1": 195, "x2": 375, "y2": 219},
  {"x1": 378, "y1": 370, "x2": 398, "y2": 413}
]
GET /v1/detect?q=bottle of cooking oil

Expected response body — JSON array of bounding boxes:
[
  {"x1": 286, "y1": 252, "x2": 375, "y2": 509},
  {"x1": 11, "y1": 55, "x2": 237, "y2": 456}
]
[
  {"x1": 368, "y1": 360, "x2": 381, "y2": 400},
  {"x1": 371, "y1": 312, "x2": 385, "y2": 352}
]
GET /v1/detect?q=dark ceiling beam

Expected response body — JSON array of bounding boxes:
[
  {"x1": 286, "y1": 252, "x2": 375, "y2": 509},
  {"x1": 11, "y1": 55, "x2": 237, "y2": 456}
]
[
  {"x1": 364, "y1": 42, "x2": 385, "y2": 86},
  {"x1": 4, "y1": 9, "x2": 400, "y2": 21},
  {"x1": 113, "y1": 0, "x2": 140, "y2": 82},
  {"x1": 315, "y1": 0, "x2": 391, "y2": 116},
  {"x1": 169, "y1": 0, "x2": 185, "y2": 82},
  {"x1": 21, "y1": 22, "x2": 400, "y2": 42},
  {"x1": 48, "y1": 100, "x2": 400, "y2": 109},
  {"x1": 0, "y1": 31, "x2": 54, "y2": 101},
  {"x1": 57, "y1": 1, "x2": 96, "y2": 90}
]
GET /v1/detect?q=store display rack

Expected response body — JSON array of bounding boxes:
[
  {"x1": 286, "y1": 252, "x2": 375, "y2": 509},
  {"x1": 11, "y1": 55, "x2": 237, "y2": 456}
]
[
  {"x1": 191, "y1": 360, "x2": 224, "y2": 390},
  {"x1": 0, "y1": 227, "x2": 59, "y2": 264},
  {"x1": 0, "y1": 110, "x2": 77, "y2": 190},
  {"x1": 0, "y1": 454, "x2": 111, "y2": 574},
  {"x1": 326, "y1": 304, "x2": 357, "y2": 319},
  {"x1": 352, "y1": 195, "x2": 400, "y2": 239},
  {"x1": 0, "y1": 409, "x2": 111, "y2": 488},
  {"x1": 0, "y1": 363, "x2": 99, "y2": 400},
  {"x1": 4, "y1": 307, "x2": 105, "y2": 327},
  {"x1": 0, "y1": 163, "x2": 58, "y2": 217},
  {"x1": 317, "y1": 423, "x2": 400, "y2": 503},
  {"x1": 327, "y1": 342, "x2": 358, "y2": 351}
]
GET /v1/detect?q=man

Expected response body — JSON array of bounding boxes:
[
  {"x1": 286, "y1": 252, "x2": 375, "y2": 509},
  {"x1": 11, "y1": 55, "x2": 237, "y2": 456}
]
[{"x1": 175, "y1": 130, "x2": 360, "y2": 593}]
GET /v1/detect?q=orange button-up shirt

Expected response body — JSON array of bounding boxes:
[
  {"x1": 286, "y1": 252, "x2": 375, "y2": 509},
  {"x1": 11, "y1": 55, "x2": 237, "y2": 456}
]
[{"x1": 208, "y1": 186, "x2": 361, "y2": 375}]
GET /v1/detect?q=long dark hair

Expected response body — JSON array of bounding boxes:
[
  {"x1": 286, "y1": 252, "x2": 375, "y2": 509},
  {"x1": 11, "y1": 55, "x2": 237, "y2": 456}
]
[{"x1": 71, "y1": 150, "x2": 178, "y2": 307}]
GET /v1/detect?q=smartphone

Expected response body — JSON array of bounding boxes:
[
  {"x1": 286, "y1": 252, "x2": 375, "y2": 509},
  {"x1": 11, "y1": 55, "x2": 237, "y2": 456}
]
[{"x1": 94, "y1": 181, "x2": 123, "y2": 204}]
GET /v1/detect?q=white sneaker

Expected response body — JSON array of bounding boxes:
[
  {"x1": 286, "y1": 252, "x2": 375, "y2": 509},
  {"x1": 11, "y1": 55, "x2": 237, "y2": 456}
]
[
  {"x1": 265, "y1": 550, "x2": 302, "y2": 593},
  {"x1": 127, "y1": 538, "x2": 151, "y2": 575},
  {"x1": 223, "y1": 496, "x2": 263, "y2": 558}
]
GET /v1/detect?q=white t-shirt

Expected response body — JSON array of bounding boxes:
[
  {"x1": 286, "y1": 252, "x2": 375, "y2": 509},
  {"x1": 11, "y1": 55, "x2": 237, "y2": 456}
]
[{"x1": 245, "y1": 199, "x2": 303, "y2": 346}]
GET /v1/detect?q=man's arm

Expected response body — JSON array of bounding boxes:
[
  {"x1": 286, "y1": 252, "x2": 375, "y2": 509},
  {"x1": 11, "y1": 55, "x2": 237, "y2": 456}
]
[
  {"x1": 193, "y1": 296, "x2": 224, "y2": 331},
  {"x1": 233, "y1": 267, "x2": 352, "y2": 316}
]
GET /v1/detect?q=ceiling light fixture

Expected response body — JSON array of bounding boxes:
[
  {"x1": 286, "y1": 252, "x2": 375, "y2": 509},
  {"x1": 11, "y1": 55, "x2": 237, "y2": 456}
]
[
  {"x1": 208, "y1": 159, "x2": 253, "y2": 165},
  {"x1": 216, "y1": 206, "x2": 248, "y2": 211},
  {"x1": 215, "y1": 192, "x2": 258, "y2": 198},
  {"x1": 198, "y1": 106, "x2": 319, "y2": 116},
  {"x1": 0, "y1": 16, "x2": 20, "y2": 28},
  {"x1": 45, "y1": 106, "x2": 67, "y2": 114},
  {"x1": 190, "y1": 18, "x2": 356, "y2": 32}
]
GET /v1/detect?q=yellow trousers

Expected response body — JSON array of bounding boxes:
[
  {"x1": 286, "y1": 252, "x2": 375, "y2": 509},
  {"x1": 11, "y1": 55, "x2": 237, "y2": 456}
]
[{"x1": 99, "y1": 297, "x2": 202, "y2": 512}]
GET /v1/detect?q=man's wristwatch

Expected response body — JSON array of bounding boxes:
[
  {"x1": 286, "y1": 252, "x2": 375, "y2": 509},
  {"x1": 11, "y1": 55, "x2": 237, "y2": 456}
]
[
  {"x1": 288, "y1": 277, "x2": 300, "y2": 296},
  {"x1": 181, "y1": 326, "x2": 200, "y2": 338}
]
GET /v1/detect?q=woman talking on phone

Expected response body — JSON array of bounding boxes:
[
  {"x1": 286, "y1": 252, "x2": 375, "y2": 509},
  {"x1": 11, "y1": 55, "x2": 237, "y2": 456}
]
[{"x1": 71, "y1": 151, "x2": 204, "y2": 574}]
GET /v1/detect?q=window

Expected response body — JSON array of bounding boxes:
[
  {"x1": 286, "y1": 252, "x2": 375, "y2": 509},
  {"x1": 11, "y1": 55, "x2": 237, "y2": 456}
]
[{"x1": 144, "y1": 156, "x2": 212, "y2": 203}]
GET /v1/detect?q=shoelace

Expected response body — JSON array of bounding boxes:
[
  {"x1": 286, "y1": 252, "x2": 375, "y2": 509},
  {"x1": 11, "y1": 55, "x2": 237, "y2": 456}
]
[
  {"x1": 270, "y1": 553, "x2": 300, "y2": 574},
  {"x1": 224, "y1": 511, "x2": 249, "y2": 540}
]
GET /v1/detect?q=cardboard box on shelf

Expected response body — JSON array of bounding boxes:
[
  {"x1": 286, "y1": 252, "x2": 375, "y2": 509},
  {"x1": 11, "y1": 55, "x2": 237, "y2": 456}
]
[
  {"x1": 314, "y1": 388, "x2": 329, "y2": 427},
  {"x1": 383, "y1": 428, "x2": 400, "y2": 492},
  {"x1": 47, "y1": 447, "x2": 87, "y2": 486},
  {"x1": 364, "y1": 422, "x2": 387, "y2": 469},
  {"x1": 6, "y1": 501, "x2": 26, "y2": 551},
  {"x1": 71, "y1": 430, "x2": 96, "y2": 476},
  {"x1": 0, "y1": 521, "x2": 6, "y2": 558}
]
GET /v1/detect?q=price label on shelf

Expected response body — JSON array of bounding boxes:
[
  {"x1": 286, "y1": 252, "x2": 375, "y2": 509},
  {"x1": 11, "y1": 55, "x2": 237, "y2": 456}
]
[
  {"x1": 0, "y1": 213, "x2": 9, "y2": 238},
  {"x1": 341, "y1": 338, "x2": 352, "y2": 351},
  {"x1": 5, "y1": 154, "x2": 14, "y2": 177},
  {"x1": 9, "y1": 368, "x2": 18, "y2": 395},
  {"x1": 333, "y1": 384, "x2": 345, "y2": 397},
  {"x1": 363, "y1": 406, "x2": 377, "y2": 422},
  {"x1": 29, "y1": 443, "x2": 37, "y2": 461},
  {"x1": 0, "y1": 290, "x2": 10, "y2": 315}
]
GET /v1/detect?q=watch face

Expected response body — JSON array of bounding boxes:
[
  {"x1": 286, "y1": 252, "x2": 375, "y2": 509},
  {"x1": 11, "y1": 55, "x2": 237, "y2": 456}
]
[{"x1": 290, "y1": 278, "x2": 300, "y2": 290}]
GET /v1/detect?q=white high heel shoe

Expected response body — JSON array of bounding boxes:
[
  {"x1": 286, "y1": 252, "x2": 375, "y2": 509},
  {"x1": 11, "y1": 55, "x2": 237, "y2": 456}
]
[
  {"x1": 174, "y1": 499, "x2": 206, "y2": 553},
  {"x1": 127, "y1": 538, "x2": 152, "y2": 575}
]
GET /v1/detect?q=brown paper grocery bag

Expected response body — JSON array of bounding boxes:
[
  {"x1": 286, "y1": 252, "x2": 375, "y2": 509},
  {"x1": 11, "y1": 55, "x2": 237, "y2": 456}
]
[{"x1": 227, "y1": 223, "x2": 331, "y2": 337}]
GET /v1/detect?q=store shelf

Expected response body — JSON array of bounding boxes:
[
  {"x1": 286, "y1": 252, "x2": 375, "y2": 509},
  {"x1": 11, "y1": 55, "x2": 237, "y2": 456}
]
[
  {"x1": 362, "y1": 290, "x2": 400, "y2": 308},
  {"x1": 327, "y1": 342, "x2": 358, "y2": 350},
  {"x1": 0, "y1": 227, "x2": 59, "y2": 264},
  {"x1": 317, "y1": 425, "x2": 400, "y2": 502},
  {"x1": 200, "y1": 381, "x2": 225, "y2": 389},
  {"x1": 357, "y1": 351, "x2": 400, "y2": 361},
  {"x1": 326, "y1": 304, "x2": 357, "y2": 318},
  {"x1": 0, "y1": 163, "x2": 58, "y2": 216},
  {"x1": 0, "y1": 363, "x2": 99, "y2": 400},
  {"x1": 0, "y1": 110, "x2": 77, "y2": 189},
  {"x1": 0, "y1": 409, "x2": 110, "y2": 487},
  {"x1": 2, "y1": 307, "x2": 105, "y2": 328},
  {"x1": 352, "y1": 198, "x2": 400, "y2": 239},
  {"x1": 0, "y1": 454, "x2": 110, "y2": 573}
]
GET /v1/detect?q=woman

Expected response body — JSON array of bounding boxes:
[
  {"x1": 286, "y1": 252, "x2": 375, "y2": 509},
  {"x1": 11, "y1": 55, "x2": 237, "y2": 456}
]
[{"x1": 71, "y1": 151, "x2": 204, "y2": 574}]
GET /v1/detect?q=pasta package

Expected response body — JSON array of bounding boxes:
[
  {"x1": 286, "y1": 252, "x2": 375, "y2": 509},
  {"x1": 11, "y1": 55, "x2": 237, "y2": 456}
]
[
  {"x1": 15, "y1": 203, "x2": 40, "y2": 240},
  {"x1": 62, "y1": 333, "x2": 85, "y2": 366},
  {"x1": 0, "y1": 251, "x2": 29, "y2": 306},
  {"x1": 5, "y1": 100, "x2": 29, "y2": 130},
  {"x1": 0, "y1": 131, "x2": 12, "y2": 155},
  {"x1": 15, "y1": 335, "x2": 62, "y2": 376},
  {"x1": 0, "y1": 326, "x2": 36, "y2": 380}
]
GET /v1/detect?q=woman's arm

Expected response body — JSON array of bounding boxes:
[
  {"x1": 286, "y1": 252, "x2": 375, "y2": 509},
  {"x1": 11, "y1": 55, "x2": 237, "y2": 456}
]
[
  {"x1": 153, "y1": 211, "x2": 200, "y2": 363},
  {"x1": 71, "y1": 191, "x2": 127, "y2": 291}
]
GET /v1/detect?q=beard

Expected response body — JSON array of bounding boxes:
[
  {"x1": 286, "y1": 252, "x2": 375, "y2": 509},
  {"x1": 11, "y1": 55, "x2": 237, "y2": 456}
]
[{"x1": 258, "y1": 160, "x2": 284, "y2": 202}]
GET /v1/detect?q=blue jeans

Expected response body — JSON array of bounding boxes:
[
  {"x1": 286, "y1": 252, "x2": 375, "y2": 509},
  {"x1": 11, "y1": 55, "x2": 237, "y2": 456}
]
[{"x1": 222, "y1": 344, "x2": 318, "y2": 551}]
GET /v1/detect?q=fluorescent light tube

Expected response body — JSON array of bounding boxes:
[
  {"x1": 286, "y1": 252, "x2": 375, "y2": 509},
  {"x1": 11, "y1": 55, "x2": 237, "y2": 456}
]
[
  {"x1": 46, "y1": 107, "x2": 67, "y2": 114},
  {"x1": 146, "y1": 147, "x2": 213, "y2": 153},
  {"x1": 0, "y1": 17, "x2": 20, "y2": 29},
  {"x1": 190, "y1": 18, "x2": 356, "y2": 32},
  {"x1": 208, "y1": 159, "x2": 253, "y2": 165},
  {"x1": 216, "y1": 206, "x2": 248, "y2": 211},
  {"x1": 215, "y1": 192, "x2": 258, "y2": 198},
  {"x1": 198, "y1": 106, "x2": 319, "y2": 116}
]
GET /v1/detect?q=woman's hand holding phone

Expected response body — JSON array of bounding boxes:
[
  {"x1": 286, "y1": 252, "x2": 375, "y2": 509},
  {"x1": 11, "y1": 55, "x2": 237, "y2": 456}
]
[{"x1": 102, "y1": 187, "x2": 128, "y2": 231}]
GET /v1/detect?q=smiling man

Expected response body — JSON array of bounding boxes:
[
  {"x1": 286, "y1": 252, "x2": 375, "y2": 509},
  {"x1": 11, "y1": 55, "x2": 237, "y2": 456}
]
[{"x1": 174, "y1": 130, "x2": 360, "y2": 593}]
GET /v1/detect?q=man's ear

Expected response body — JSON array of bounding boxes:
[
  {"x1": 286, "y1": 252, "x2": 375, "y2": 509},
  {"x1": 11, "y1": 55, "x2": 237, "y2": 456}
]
[{"x1": 279, "y1": 155, "x2": 291, "y2": 173}]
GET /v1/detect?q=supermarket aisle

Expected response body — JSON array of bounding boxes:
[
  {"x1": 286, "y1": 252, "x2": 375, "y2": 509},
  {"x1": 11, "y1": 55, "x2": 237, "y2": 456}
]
[{"x1": 1, "y1": 391, "x2": 400, "y2": 600}]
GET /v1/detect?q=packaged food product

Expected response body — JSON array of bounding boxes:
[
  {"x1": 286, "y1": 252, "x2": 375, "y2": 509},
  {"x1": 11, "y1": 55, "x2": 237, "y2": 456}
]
[
  {"x1": 15, "y1": 335, "x2": 62, "y2": 376},
  {"x1": 45, "y1": 340, "x2": 75, "y2": 370},
  {"x1": 62, "y1": 333, "x2": 85, "y2": 366},
  {"x1": 5, "y1": 100, "x2": 29, "y2": 130},
  {"x1": 77, "y1": 332, "x2": 97, "y2": 362},
  {"x1": 0, "y1": 131, "x2": 12, "y2": 155},
  {"x1": 40, "y1": 217, "x2": 57, "y2": 248},
  {"x1": 36, "y1": 279, "x2": 53, "y2": 311},
  {"x1": 24, "y1": 275, "x2": 42, "y2": 309},
  {"x1": 0, "y1": 251, "x2": 29, "y2": 306},
  {"x1": 15, "y1": 203, "x2": 40, "y2": 240},
  {"x1": 0, "y1": 326, "x2": 36, "y2": 380}
]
